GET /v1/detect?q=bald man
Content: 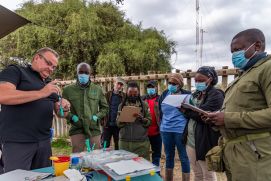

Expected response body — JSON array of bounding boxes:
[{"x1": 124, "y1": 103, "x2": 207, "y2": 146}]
[{"x1": 206, "y1": 29, "x2": 271, "y2": 180}]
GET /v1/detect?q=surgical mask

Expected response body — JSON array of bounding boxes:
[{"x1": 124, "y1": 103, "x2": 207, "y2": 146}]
[
  {"x1": 232, "y1": 43, "x2": 256, "y2": 69},
  {"x1": 168, "y1": 84, "x2": 177, "y2": 93},
  {"x1": 127, "y1": 96, "x2": 138, "y2": 103},
  {"x1": 195, "y1": 82, "x2": 208, "y2": 91},
  {"x1": 78, "y1": 74, "x2": 89, "y2": 84},
  {"x1": 147, "y1": 88, "x2": 156, "y2": 95}
]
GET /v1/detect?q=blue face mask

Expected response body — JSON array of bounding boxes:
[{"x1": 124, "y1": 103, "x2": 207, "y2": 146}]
[
  {"x1": 232, "y1": 43, "x2": 256, "y2": 69},
  {"x1": 147, "y1": 88, "x2": 156, "y2": 95},
  {"x1": 168, "y1": 84, "x2": 177, "y2": 93},
  {"x1": 78, "y1": 74, "x2": 89, "y2": 84},
  {"x1": 195, "y1": 82, "x2": 208, "y2": 91}
]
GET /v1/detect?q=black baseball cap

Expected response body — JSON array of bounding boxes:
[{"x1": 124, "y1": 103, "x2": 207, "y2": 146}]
[{"x1": 146, "y1": 80, "x2": 157, "y2": 87}]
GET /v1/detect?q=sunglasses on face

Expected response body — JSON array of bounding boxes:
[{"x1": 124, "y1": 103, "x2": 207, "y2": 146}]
[
  {"x1": 38, "y1": 54, "x2": 57, "y2": 70},
  {"x1": 168, "y1": 82, "x2": 177, "y2": 86}
]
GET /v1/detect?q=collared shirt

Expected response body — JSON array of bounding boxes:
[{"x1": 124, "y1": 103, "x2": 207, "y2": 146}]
[{"x1": 0, "y1": 65, "x2": 58, "y2": 142}]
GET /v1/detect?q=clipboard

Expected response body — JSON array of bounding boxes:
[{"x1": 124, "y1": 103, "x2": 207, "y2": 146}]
[
  {"x1": 118, "y1": 106, "x2": 141, "y2": 122},
  {"x1": 181, "y1": 103, "x2": 209, "y2": 116}
]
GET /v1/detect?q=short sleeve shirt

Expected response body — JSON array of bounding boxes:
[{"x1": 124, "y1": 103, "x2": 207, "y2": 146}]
[{"x1": 0, "y1": 65, "x2": 58, "y2": 142}]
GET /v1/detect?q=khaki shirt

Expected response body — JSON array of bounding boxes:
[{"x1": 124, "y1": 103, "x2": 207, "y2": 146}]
[{"x1": 220, "y1": 55, "x2": 271, "y2": 139}]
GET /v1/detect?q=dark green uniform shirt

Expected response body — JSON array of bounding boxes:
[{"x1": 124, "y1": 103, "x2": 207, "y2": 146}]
[{"x1": 62, "y1": 82, "x2": 108, "y2": 137}]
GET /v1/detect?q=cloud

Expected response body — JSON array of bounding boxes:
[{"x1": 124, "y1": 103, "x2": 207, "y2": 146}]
[
  {"x1": 3, "y1": 0, "x2": 271, "y2": 71},
  {"x1": 119, "y1": 0, "x2": 271, "y2": 71}
]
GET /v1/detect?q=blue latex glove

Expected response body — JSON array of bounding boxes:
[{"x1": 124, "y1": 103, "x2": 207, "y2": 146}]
[
  {"x1": 72, "y1": 115, "x2": 79, "y2": 123},
  {"x1": 92, "y1": 115, "x2": 98, "y2": 122}
]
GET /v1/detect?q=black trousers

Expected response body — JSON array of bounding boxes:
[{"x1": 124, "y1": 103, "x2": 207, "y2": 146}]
[
  {"x1": 0, "y1": 145, "x2": 3, "y2": 174},
  {"x1": 1, "y1": 139, "x2": 52, "y2": 173},
  {"x1": 102, "y1": 126, "x2": 120, "y2": 150},
  {"x1": 149, "y1": 134, "x2": 162, "y2": 167}
]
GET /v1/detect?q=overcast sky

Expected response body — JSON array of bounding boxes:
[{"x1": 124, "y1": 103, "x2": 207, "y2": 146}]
[{"x1": 1, "y1": 0, "x2": 271, "y2": 71}]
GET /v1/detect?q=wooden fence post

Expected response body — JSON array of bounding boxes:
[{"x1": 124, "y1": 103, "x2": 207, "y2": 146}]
[
  {"x1": 186, "y1": 69, "x2": 192, "y2": 91},
  {"x1": 101, "y1": 82, "x2": 106, "y2": 93},
  {"x1": 158, "y1": 79, "x2": 163, "y2": 95},
  {"x1": 140, "y1": 73, "x2": 145, "y2": 96},
  {"x1": 221, "y1": 66, "x2": 228, "y2": 91},
  {"x1": 107, "y1": 78, "x2": 112, "y2": 91},
  {"x1": 165, "y1": 73, "x2": 169, "y2": 88}
]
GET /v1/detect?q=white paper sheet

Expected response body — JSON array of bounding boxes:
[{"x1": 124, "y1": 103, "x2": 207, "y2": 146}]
[
  {"x1": 105, "y1": 159, "x2": 155, "y2": 175},
  {"x1": 0, "y1": 169, "x2": 51, "y2": 181},
  {"x1": 162, "y1": 94, "x2": 191, "y2": 107}
]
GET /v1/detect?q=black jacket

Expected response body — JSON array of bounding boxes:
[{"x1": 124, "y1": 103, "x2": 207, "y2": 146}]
[
  {"x1": 184, "y1": 86, "x2": 224, "y2": 160},
  {"x1": 102, "y1": 90, "x2": 126, "y2": 127}
]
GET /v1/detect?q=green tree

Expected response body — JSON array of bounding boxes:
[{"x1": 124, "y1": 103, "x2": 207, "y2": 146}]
[{"x1": 0, "y1": 0, "x2": 175, "y2": 79}]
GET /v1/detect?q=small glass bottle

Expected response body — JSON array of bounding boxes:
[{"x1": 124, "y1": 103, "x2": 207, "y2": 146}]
[{"x1": 70, "y1": 157, "x2": 81, "y2": 170}]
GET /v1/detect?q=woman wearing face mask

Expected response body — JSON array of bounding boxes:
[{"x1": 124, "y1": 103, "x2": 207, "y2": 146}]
[
  {"x1": 117, "y1": 81, "x2": 151, "y2": 160},
  {"x1": 158, "y1": 74, "x2": 191, "y2": 181},
  {"x1": 182, "y1": 66, "x2": 224, "y2": 181}
]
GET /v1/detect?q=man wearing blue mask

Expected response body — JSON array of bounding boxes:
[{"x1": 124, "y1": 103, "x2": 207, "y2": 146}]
[
  {"x1": 206, "y1": 28, "x2": 271, "y2": 181},
  {"x1": 62, "y1": 62, "x2": 108, "y2": 153},
  {"x1": 142, "y1": 80, "x2": 162, "y2": 169}
]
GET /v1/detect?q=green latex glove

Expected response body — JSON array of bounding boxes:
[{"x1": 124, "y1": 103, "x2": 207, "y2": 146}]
[
  {"x1": 85, "y1": 139, "x2": 91, "y2": 152},
  {"x1": 59, "y1": 96, "x2": 64, "y2": 117},
  {"x1": 71, "y1": 115, "x2": 79, "y2": 123},
  {"x1": 91, "y1": 115, "x2": 98, "y2": 122}
]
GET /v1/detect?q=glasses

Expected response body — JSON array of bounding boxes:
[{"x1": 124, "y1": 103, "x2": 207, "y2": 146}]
[
  {"x1": 168, "y1": 82, "x2": 177, "y2": 86},
  {"x1": 38, "y1": 54, "x2": 57, "y2": 70}
]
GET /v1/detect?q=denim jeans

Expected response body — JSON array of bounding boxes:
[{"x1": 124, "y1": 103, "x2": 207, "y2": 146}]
[
  {"x1": 149, "y1": 134, "x2": 162, "y2": 166},
  {"x1": 161, "y1": 131, "x2": 190, "y2": 173}
]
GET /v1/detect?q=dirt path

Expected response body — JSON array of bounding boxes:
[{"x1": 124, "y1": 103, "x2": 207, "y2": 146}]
[{"x1": 159, "y1": 155, "x2": 227, "y2": 180}]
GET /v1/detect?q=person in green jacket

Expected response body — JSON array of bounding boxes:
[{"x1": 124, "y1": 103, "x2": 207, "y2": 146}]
[
  {"x1": 62, "y1": 62, "x2": 108, "y2": 153},
  {"x1": 206, "y1": 28, "x2": 271, "y2": 181},
  {"x1": 117, "y1": 81, "x2": 151, "y2": 160}
]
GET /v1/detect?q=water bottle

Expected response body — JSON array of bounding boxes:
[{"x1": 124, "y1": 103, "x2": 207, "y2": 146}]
[
  {"x1": 50, "y1": 128, "x2": 54, "y2": 142},
  {"x1": 70, "y1": 157, "x2": 81, "y2": 170}
]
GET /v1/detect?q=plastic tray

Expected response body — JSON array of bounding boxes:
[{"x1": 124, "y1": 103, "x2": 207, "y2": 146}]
[{"x1": 98, "y1": 157, "x2": 160, "y2": 180}]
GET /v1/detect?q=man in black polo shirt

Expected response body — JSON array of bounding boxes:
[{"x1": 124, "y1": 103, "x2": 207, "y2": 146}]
[{"x1": 0, "y1": 47, "x2": 70, "y2": 172}]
